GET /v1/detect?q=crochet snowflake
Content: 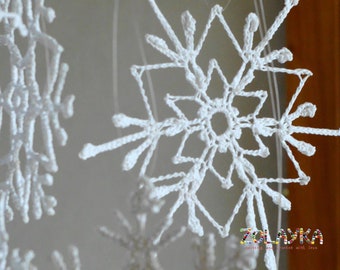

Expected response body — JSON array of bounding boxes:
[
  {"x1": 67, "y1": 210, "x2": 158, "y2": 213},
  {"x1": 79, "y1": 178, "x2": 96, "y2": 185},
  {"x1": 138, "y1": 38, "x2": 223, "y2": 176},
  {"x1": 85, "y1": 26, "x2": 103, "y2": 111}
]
[
  {"x1": 51, "y1": 246, "x2": 81, "y2": 270},
  {"x1": 0, "y1": 0, "x2": 74, "y2": 222},
  {"x1": 99, "y1": 181, "x2": 186, "y2": 270},
  {"x1": 80, "y1": 0, "x2": 339, "y2": 268},
  {"x1": 0, "y1": 191, "x2": 80, "y2": 270}
]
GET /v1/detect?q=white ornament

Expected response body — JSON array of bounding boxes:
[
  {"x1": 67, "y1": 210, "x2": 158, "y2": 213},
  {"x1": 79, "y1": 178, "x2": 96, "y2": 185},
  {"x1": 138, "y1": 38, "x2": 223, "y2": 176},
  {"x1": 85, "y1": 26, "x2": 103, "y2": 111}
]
[
  {"x1": 51, "y1": 246, "x2": 81, "y2": 270},
  {"x1": 99, "y1": 181, "x2": 185, "y2": 270},
  {"x1": 80, "y1": 0, "x2": 339, "y2": 268},
  {"x1": 0, "y1": 0, "x2": 74, "y2": 223},
  {"x1": 0, "y1": 1, "x2": 78, "y2": 269}
]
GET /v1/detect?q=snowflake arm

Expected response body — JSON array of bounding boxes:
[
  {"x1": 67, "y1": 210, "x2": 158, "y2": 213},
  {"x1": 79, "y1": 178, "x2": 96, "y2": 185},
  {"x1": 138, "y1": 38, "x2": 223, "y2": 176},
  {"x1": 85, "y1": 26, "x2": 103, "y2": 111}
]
[
  {"x1": 51, "y1": 246, "x2": 81, "y2": 270},
  {"x1": 192, "y1": 233, "x2": 216, "y2": 270},
  {"x1": 277, "y1": 72, "x2": 340, "y2": 183},
  {"x1": 99, "y1": 183, "x2": 186, "y2": 270}
]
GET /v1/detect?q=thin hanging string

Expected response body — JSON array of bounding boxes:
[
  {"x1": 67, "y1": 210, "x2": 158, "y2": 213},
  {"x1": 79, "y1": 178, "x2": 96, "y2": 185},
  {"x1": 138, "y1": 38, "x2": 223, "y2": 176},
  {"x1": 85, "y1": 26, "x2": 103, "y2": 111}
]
[
  {"x1": 112, "y1": 0, "x2": 159, "y2": 177},
  {"x1": 222, "y1": 0, "x2": 233, "y2": 11},
  {"x1": 132, "y1": 11, "x2": 159, "y2": 123},
  {"x1": 254, "y1": 0, "x2": 283, "y2": 268},
  {"x1": 201, "y1": 0, "x2": 210, "y2": 7},
  {"x1": 201, "y1": 0, "x2": 232, "y2": 11},
  {"x1": 112, "y1": 0, "x2": 139, "y2": 181},
  {"x1": 41, "y1": 14, "x2": 51, "y2": 92},
  {"x1": 112, "y1": 0, "x2": 138, "y2": 180},
  {"x1": 112, "y1": 0, "x2": 120, "y2": 125},
  {"x1": 132, "y1": 3, "x2": 159, "y2": 175}
]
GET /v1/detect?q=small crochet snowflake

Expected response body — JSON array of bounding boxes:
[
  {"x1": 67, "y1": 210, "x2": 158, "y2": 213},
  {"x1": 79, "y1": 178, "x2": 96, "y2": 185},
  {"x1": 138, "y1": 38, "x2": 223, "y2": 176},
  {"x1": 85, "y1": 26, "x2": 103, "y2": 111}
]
[
  {"x1": 192, "y1": 233, "x2": 258, "y2": 270},
  {"x1": 99, "y1": 181, "x2": 185, "y2": 270},
  {"x1": 0, "y1": 191, "x2": 80, "y2": 270},
  {"x1": 0, "y1": 0, "x2": 74, "y2": 222},
  {"x1": 80, "y1": 0, "x2": 339, "y2": 268}
]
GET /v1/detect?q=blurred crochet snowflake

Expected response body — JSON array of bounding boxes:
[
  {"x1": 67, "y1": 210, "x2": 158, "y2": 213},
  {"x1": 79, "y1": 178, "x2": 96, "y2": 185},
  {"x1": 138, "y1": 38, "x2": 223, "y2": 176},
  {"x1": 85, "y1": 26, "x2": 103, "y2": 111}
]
[
  {"x1": 0, "y1": 0, "x2": 77, "y2": 269},
  {"x1": 99, "y1": 181, "x2": 186, "y2": 270},
  {"x1": 51, "y1": 246, "x2": 81, "y2": 270},
  {"x1": 80, "y1": 0, "x2": 339, "y2": 267},
  {"x1": 0, "y1": 191, "x2": 80, "y2": 270},
  {"x1": 0, "y1": 0, "x2": 74, "y2": 223}
]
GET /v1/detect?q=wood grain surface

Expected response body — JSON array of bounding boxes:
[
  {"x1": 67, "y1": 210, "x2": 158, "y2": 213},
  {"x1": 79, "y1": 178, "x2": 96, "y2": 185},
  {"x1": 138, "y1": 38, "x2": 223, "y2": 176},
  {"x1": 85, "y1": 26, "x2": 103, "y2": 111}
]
[{"x1": 287, "y1": 0, "x2": 340, "y2": 269}]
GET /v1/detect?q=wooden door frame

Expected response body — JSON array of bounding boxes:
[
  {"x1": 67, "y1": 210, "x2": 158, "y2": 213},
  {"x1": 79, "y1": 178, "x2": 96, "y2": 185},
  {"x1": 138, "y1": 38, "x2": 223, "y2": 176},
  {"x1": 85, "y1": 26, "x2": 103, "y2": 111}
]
[{"x1": 287, "y1": 0, "x2": 340, "y2": 269}]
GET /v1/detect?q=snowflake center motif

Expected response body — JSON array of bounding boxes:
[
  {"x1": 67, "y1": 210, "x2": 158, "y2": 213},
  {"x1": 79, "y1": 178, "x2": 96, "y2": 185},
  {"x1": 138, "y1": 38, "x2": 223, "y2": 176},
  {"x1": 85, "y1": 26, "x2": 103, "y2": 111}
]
[{"x1": 194, "y1": 87, "x2": 263, "y2": 156}]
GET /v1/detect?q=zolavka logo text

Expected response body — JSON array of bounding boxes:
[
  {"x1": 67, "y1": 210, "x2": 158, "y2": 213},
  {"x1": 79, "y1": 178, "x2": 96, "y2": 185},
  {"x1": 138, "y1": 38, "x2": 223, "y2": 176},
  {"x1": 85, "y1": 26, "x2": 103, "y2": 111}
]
[{"x1": 240, "y1": 228, "x2": 323, "y2": 245}]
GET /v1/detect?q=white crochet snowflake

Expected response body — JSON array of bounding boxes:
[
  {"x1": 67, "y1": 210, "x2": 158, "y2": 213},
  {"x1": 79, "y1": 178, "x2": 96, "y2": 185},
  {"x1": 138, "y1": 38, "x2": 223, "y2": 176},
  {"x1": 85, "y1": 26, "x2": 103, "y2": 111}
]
[
  {"x1": 99, "y1": 181, "x2": 186, "y2": 270},
  {"x1": 51, "y1": 246, "x2": 81, "y2": 270},
  {"x1": 0, "y1": 0, "x2": 74, "y2": 223},
  {"x1": 80, "y1": 0, "x2": 339, "y2": 268}
]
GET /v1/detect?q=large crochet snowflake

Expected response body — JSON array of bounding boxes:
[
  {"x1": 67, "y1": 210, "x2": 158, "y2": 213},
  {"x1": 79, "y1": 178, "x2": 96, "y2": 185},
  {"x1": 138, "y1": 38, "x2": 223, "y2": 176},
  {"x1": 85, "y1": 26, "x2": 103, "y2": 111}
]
[
  {"x1": 0, "y1": 0, "x2": 74, "y2": 223},
  {"x1": 80, "y1": 0, "x2": 339, "y2": 267}
]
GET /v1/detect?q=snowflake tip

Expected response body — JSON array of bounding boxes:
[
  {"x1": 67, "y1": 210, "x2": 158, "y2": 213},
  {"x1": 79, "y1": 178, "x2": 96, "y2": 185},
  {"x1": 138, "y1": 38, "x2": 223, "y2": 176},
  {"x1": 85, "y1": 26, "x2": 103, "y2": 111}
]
[
  {"x1": 146, "y1": 34, "x2": 171, "y2": 56},
  {"x1": 42, "y1": 196, "x2": 57, "y2": 215},
  {"x1": 259, "y1": 148, "x2": 270, "y2": 158},
  {"x1": 122, "y1": 145, "x2": 146, "y2": 171},
  {"x1": 277, "y1": 48, "x2": 293, "y2": 63},
  {"x1": 300, "y1": 176, "x2": 310, "y2": 185},
  {"x1": 189, "y1": 215, "x2": 204, "y2": 236},
  {"x1": 295, "y1": 140, "x2": 315, "y2": 156},
  {"x1": 246, "y1": 13, "x2": 259, "y2": 33},
  {"x1": 112, "y1": 113, "x2": 137, "y2": 128},
  {"x1": 45, "y1": 161, "x2": 58, "y2": 173},
  {"x1": 38, "y1": 174, "x2": 54, "y2": 186},
  {"x1": 56, "y1": 128, "x2": 68, "y2": 146},
  {"x1": 181, "y1": 11, "x2": 196, "y2": 29},
  {"x1": 22, "y1": 215, "x2": 29, "y2": 224},
  {"x1": 296, "y1": 68, "x2": 313, "y2": 77},
  {"x1": 211, "y1": 5, "x2": 223, "y2": 14},
  {"x1": 286, "y1": 0, "x2": 299, "y2": 7},
  {"x1": 44, "y1": 8, "x2": 56, "y2": 23},
  {"x1": 297, "y1": 102, "x2": 316, "y2": 118},
  {"x1": 79, "y1": 144, "x2": 95, "y2": 160},
  {"x1": 61, "y1": 94, "x2": 75, "y2": 119},
  {"x1": 264, "y1": 248, "x2": 276, "y2": 270},
  {"x1": 181, "y1": 11, "x2": 196, "y2": 40}
]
